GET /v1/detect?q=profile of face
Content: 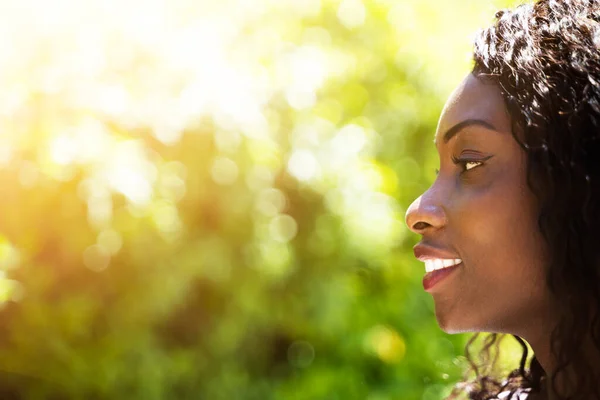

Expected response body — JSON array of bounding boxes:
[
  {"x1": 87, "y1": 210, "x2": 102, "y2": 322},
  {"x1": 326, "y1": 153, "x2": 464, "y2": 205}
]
[{"x1": 405, "y1": 73, "x2": 553, "y2": 336}]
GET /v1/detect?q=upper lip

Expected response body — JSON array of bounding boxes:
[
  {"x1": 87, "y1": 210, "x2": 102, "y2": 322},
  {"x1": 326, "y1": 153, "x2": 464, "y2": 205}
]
[{"x1": 413, "y1": 243, "x2": 461, "y2": 262}]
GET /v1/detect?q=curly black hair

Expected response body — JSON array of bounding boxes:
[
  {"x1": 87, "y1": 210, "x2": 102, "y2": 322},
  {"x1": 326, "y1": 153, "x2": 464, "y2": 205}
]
[{"x1": 445, "y1": 1, "x2": 600, "y2": 399}]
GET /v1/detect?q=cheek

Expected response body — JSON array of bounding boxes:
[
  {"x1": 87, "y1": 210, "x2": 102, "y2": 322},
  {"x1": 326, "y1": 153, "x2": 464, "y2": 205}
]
[
  {"x1": 455, "y1": 160, "x2": 543, "y2": 264},
  {"x1": 449, "y1": 168, "x2": 549, "y2": 327}
]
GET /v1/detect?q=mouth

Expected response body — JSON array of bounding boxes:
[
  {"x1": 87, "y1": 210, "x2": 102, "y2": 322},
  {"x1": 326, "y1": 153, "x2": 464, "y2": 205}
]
[{"x1": 422, "y1": 258, "x2": 463, "y2": 291}]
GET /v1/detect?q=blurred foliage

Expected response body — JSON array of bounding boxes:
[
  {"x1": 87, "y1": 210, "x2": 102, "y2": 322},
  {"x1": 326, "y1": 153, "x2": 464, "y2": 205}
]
[{"x1": 0, "y1": 0, "x2": 523, "y2": 399}]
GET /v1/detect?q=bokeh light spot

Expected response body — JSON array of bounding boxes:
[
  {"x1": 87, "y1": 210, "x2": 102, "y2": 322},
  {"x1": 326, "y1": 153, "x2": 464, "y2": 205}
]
[
  {"x1": 288, "y1": 340, "x2": 315, "y2": 368},
  {"x1": 288, "y1": 149, "x2": 319, "y2": 182},
  {"x1": 105, "y1": 141, "x2": 155, "y2": 206},
  {"x1": 364, "y1": 325, "x2": 406, "y2": 364},
  {"x1": 331, "y1": 124, "x2": 368, "y2": 157},
  {"x1": 97, "y1": 229, "x2": 123, "y2": 255},
  {"x1": 211, "y1": 157, "x2": 239, "y2": 185},
  {"x1": 152, "y1": 201, "x2": 182, "y2": 238},
  {"x1": 245, "y1": 165, "x2": 274, "y2": 191},
  {"x1": 83, "y1": 244, "x2": 111, "y2": 272},
  {"x1": 0, "y1": 279, "x2": 24, "y2": 303},
  {"x1": 86, "y1": 189, "x2": 113, "y2": 228},
  {"x1": 255, "y1": 188, "x2": 287, "y2": 217},
  {"x1": 50, "y1": 135, "x2": 77, "y2": 165},
  {"x1": 337, "y1": 0, "x2": 366, "y2": 29},
  {"x1": 0, "y1": 241, "x2": 20, "y2": 270},
  {"x1": 269, "y1": 214, "x2": 298, "y2": 243}
]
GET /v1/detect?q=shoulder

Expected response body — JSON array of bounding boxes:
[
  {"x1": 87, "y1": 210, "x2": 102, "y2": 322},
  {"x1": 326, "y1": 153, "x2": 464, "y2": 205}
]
[{"x1": 497, "y1": 388, "x2": 533, "y2": 400}]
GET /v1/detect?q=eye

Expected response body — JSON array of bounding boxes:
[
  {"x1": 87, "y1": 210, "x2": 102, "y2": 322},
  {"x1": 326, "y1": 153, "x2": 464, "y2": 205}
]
[
  {"x1": 464, "y1": 160, "x2": 483, "y2": 171},
  {"x1": 451, "y1": 155, "x2": 492, "y2": 173}
]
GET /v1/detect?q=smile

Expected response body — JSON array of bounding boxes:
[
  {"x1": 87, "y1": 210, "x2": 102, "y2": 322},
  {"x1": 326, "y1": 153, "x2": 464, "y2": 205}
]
[{"x1": 424, "y1": 258, "x2": 463, "y2": 273}]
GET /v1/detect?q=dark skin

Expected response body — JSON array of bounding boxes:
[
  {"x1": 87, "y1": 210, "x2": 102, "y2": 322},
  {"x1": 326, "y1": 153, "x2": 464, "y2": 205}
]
[{"x1": 405, "y1": 73, "x2": 560, "y2": 399}]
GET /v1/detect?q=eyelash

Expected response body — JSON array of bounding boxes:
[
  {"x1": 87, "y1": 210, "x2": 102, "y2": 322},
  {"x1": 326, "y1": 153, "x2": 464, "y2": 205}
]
[{"x1": 435, "y1": 155, "x2": 491, "y2": 175}]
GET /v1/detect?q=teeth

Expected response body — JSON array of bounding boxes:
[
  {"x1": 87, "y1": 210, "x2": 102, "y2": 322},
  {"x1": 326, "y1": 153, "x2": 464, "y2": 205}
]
[
  {"x1": 442, "y1": 259, "x2": 454, "y2": 268},
  {"x1": 424, "y1": 258, "x2": 462, "y2": 273}
]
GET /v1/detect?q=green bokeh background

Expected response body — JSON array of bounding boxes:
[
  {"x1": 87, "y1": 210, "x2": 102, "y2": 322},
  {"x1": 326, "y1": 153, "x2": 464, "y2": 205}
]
[{"x1": 0, "y1": 0, "x2": 524, "y2": 398}]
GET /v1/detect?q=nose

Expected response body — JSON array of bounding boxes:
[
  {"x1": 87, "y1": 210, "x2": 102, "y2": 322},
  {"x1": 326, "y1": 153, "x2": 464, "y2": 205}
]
[{"x1": 405, "y1": 187, "x2": 447, "y2": 234}]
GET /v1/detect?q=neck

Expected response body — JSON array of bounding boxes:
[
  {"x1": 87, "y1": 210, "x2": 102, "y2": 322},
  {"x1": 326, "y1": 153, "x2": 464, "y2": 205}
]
[{"x1": 525, "y1": 315, "x2": 600, "y2": 399}]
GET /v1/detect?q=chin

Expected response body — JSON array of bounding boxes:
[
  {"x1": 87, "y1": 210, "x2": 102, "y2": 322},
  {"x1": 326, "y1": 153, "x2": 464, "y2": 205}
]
[
  {"x1": 439, "y1": 325, "x2": 474, "y2": 334},
  {"x1": 435, "y1": 314, "x2": 480, "y2": 334},
  {"x1": 437, "y1": 322, "x2": 463, "y2": 334}
]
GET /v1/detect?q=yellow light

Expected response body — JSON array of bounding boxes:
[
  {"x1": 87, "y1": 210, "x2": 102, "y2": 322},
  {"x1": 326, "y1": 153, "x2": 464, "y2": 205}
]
[{"x1": 364, "y1": 325, "x2": 407, "y2": 364}]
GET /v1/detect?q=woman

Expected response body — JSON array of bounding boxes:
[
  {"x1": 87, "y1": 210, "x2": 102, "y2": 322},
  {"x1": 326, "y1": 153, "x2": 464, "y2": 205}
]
[{"x1": 405, "y1": 1, "x2": 600, "y2": 399}]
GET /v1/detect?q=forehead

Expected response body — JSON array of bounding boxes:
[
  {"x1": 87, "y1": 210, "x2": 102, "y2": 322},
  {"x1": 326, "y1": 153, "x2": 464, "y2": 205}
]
[{"x1": 436, "y1": 74, "x2": 512, "y2": 143}]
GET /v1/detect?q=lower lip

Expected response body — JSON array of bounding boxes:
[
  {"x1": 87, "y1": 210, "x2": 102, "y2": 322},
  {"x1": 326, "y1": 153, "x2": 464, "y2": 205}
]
[{"x1": 422, "y1": 263, "x2": 462, "y2": 291}]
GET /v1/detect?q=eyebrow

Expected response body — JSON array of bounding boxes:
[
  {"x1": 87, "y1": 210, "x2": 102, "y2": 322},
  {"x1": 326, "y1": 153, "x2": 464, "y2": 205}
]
[{"x1": 437, "y1": 119, "x2": 498, "y2": 144}]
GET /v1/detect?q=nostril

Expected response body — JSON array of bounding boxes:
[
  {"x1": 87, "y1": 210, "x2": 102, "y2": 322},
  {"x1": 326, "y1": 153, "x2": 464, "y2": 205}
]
[{"x1": 412, "y1": 221, "x2": 430, "y2": 231}]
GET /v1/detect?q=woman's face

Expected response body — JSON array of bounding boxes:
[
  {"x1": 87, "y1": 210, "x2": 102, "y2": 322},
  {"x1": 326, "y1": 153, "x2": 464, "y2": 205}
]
[{"x1": 405, "y1": 73, "x2": 553, "y2": 336}]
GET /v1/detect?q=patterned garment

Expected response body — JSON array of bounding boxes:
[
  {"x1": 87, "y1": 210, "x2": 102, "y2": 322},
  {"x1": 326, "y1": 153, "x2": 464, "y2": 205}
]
[{"x1": 497, "y1": 388, "x2": 532, "y2": 399}]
